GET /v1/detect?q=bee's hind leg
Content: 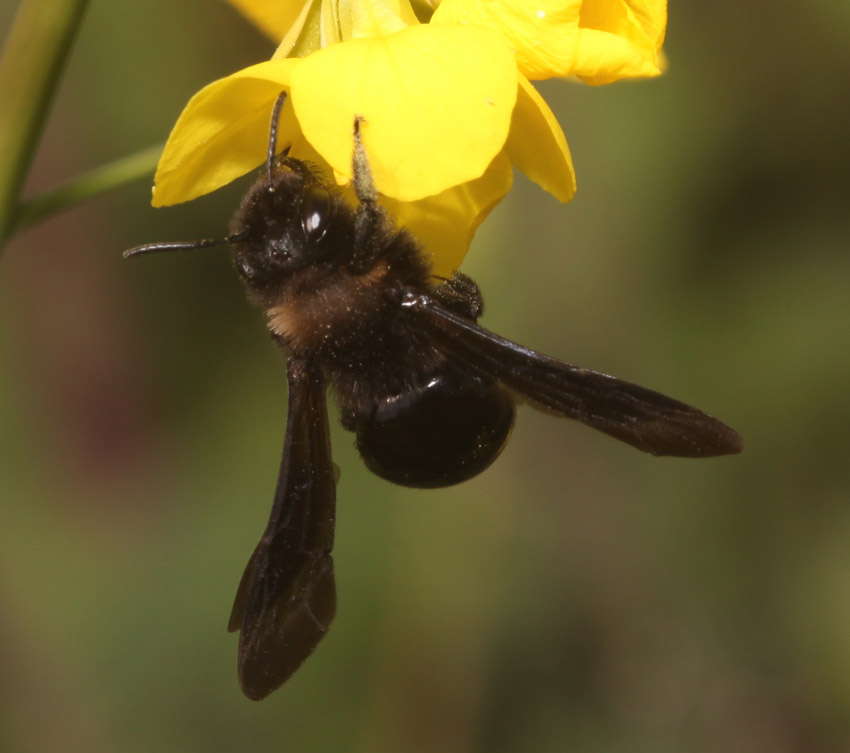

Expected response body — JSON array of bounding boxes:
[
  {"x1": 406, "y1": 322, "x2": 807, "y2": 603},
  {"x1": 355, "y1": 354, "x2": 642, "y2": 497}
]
[{"x1": 431, "y1": 273, "x2": 485, "y2": 322}]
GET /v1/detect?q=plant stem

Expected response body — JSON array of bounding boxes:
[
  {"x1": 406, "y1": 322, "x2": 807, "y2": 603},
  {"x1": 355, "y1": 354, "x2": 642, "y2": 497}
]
[
  {"x1": 11, "y1": 143, "x2": 164, "y2": 235},
  {"x1": 0, "y1": 0, "x2": 91, "y2": 244}
]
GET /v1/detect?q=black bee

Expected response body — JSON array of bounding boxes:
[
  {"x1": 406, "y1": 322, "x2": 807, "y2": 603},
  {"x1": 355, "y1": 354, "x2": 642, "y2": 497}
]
[{"x1": 126, "y1": 93, "x2": 742, "y2": 700}]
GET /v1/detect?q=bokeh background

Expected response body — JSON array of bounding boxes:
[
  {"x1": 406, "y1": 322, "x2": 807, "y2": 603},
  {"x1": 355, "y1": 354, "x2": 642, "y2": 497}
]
[{"x1": 2, "y1": 1, "x2": 849, "y2": 751}]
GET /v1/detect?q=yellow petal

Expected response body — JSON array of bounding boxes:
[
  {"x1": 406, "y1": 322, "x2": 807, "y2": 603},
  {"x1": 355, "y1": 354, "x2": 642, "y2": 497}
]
[
  {"x1": 575, "y1": 0, "x2": 666, "y2": 83},
  {"x1": 434, "y1": 0, "x2": 665, "y2": 83},
  {"x1": 580, "y1": 0, "x2": 667, "y2": 57},
  {"x1": 506, "y1": 77, "x2": 575, "y2": 203},
  {"x1": 225, "y1": 0, "x2": 307, "y2": 41},
  {"x1": 289, "y1": 23, "x2": 517, "y2": 202},
  {"x1": 572, "y1": 27, "x2": 660, "y2": 84},
  {"x1": 384, "y1": 151, "x2": 514, "y2": 277},
  {"x1": 273, "y1": 0, "x2": 335, "y2": 60},
  {"x1": 272, "y1": 0, "x2": 422, "y2": 58},
  {"x1": 350, "y1": 0, "x2": 419, "y2": 37},
  {"x1": 433, "y1": 0, "x2": 582, "y2": 80},
  {"x1": 152, "y1": 60, "x2": 299, "y2": 207}
]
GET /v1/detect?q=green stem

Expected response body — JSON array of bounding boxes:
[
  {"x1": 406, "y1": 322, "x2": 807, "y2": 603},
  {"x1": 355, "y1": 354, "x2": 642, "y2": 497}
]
[
  {"x1": 0, "y1": 0, "x2": 91, "y2": 244},
  {"x1": 10, "y1": 143, "x2": 163, "y2": 235}
]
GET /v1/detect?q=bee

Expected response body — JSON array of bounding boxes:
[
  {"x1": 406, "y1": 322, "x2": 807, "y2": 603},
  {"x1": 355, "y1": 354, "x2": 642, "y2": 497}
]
[{"x1": 126, "y1": 93, "x2": 742, "y2": 700}]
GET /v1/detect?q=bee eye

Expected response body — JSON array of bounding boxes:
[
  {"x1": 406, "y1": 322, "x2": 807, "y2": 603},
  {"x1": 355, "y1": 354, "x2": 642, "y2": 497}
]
[{"x1": 301, "y1": 186, "x2": 330, "y2": 241}]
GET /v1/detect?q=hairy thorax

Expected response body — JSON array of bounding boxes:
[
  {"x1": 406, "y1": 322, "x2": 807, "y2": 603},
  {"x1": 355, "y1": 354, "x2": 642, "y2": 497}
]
[
  {"x1": 265, "y1": 260, "x2": 392, "y2": 355},
  {"x1": 261, "y1": 254, "x2": 446, "y2": 419}
]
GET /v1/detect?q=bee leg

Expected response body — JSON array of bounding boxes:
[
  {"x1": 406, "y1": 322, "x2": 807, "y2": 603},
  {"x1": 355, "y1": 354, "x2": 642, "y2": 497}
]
[
  {"x1": 431, "y1": 272, "x2": 485, "y2": 321},
  {"x1": 350, "y1": 116, "x2": 387, "y2": 269},
  {"x1": 352, "y1": 116, "x2": 379, "y2": 207}
]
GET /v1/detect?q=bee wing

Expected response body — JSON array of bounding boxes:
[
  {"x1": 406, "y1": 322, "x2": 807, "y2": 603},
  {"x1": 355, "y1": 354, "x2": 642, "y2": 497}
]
[
  {"x1": 228, "y1": 358, "x2": 337, "y2": 700},
  {"x1": 407, "y1": 294, "x2": 742, "y2": 458}
]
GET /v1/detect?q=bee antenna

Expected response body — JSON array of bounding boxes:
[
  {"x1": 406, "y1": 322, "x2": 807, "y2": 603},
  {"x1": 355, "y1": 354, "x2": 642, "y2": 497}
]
[
  {"x1": 123, "y1": 232, "x2": 247, "y2": 259},
  {"x1": 267, "y1": 91, "x2": 288, "y2": 184}
]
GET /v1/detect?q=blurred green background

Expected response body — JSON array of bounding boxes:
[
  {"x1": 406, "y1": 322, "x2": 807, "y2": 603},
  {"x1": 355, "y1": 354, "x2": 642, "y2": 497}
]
[{"x1": 2, "y1": 1, "x2": 849, "y2": 751}]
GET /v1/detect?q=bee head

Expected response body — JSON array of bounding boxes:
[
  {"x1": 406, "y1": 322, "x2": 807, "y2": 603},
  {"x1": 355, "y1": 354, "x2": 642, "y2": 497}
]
[{"x1": 230, "y1": 158, "x2": 354, "y2": 292}]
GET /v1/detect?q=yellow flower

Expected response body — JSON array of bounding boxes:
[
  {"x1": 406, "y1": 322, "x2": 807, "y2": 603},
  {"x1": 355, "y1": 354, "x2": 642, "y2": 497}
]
[
  {"x1": 432, "y1": 0, "x2": 667, "y2": 83},
  {"x1": 152, "y1": 0, "x2": 666, "y2": 276},
  {"x1": 227, "y1": 0, "x2": 430, "y2": 52}
]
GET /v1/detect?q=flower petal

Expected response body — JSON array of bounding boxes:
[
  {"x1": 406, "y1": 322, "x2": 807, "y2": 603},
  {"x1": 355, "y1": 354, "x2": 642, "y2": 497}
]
[
  {"x1": 506, "y1": 77, "x2": 575, "y2": 203},
  {"x1": 572, "y1": 27, "x2": 660, "y2": 84},
  {"x1": 574, "y1": 0, "x2": 666, "y2": 83},
  {"x1": 433, "y1": 0, "x2": 582, "y2": 80},
  {"x1": 384, "y1": 151, "x2": 514, "y2": 277},
  {"x1": 273, "y1": 0, "x2": 336, "y2": 60},
  {"x1": 350, "y1": 0, "x2": 418, "y2": 37},
  {"x1": 434, "y1": 0, "x2": 665, "y2": 83},
  {"x1": 152, "y1": 60, "x2": 299, "y2": 207},
  {"x1": 580, "y1": 0, "x2": 667, "y2": 59},
  {"x1": 289, "y1": 23, "x2": 517, "y2": 202},
  {"x1": 271, "y1": 0, "x2": 423, "y2": 59}
]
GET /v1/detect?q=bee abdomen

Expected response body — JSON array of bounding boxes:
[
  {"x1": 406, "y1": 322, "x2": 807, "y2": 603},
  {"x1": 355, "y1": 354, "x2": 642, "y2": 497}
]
[{"x1": 352, "y1": 368, "x2": 515, "y2": 488}]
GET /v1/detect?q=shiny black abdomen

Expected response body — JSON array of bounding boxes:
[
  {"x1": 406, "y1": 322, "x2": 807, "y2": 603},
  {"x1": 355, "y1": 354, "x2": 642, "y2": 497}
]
[{"x1": 353, "y1": 368, "x2": 515, "y2": 488}]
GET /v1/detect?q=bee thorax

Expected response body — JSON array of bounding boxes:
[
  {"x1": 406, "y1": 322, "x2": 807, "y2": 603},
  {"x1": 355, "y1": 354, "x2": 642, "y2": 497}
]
[{"x1": 265, "y1": 261, "x2": 393, "y2": 354}]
